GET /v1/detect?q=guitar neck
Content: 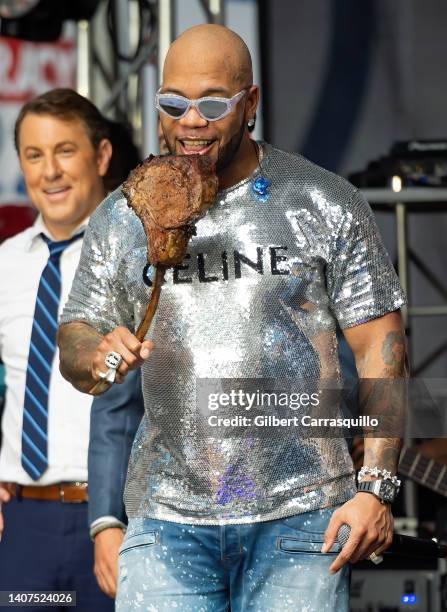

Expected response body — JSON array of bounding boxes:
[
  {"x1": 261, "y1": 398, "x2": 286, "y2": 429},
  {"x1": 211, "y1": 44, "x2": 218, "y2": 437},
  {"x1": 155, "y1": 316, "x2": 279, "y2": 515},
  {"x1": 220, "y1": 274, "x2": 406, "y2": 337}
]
[{"x1": 398, "y1": 446, "x2": 447, "y2": 497}]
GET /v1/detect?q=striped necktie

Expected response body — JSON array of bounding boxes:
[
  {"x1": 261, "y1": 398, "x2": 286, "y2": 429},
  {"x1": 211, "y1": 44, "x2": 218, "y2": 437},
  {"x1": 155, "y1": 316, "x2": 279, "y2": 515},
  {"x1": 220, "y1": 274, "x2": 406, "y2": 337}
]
[{"x1": 21, "y1": 232, "x2": 84, "y2": 480}]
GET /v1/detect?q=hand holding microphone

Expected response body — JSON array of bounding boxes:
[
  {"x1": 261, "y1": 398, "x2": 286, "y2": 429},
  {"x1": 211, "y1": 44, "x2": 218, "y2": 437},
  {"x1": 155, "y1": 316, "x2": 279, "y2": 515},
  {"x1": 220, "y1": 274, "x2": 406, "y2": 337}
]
[
  {"x1": 337, "y1": 524, "x2": 383, "y2": 564},
  {"x1": 337, "y1": 524, "x2": 447, "y2": 561},
  {"x1": 321, "y1": 493, "x2": 393, "y2": 574}
]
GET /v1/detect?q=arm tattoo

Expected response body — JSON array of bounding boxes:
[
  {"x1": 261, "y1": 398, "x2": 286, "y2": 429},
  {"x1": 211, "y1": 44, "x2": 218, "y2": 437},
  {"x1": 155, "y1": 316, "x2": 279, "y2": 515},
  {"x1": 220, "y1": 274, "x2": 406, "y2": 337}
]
[
  {"x1": 363, "y1": 438, "x2": 400, "y2": 472},
  {"x1": 359, "y1": 328, "x2": 407, "y2": 474},
  {"x1": 58, "y1": 322, "x2": 103, "y2": 392},
  {"x1": 381, "y1": 330, "x2": 407, "y2": 376}
]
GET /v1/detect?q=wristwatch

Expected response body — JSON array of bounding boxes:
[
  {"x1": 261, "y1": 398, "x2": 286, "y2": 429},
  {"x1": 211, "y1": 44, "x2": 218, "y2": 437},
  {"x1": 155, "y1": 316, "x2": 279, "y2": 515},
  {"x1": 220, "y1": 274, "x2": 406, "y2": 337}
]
[{"x1": 357, "y1": 479, "x2": 400, "y2": 504}]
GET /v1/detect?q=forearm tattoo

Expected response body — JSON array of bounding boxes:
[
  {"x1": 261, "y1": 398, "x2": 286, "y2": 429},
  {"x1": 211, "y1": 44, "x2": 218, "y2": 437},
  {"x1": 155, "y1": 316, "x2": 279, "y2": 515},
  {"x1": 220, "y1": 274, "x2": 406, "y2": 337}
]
[
  {"x1": 58, "y1": 322, "x2": 103, "y2": 390},
  {"x1": 363, "y1": 438, "x2": 401, "y2": 472},
  {"x1": 360, "y1": 329, "x2": 408, "y2": 472}
]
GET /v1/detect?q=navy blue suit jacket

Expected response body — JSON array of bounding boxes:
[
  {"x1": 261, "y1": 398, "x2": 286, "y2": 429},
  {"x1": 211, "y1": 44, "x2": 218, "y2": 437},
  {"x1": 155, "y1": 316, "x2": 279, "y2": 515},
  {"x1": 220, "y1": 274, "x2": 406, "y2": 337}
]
[{"x1": 88, "y1": 369, "x2": 144, "y2": 526}]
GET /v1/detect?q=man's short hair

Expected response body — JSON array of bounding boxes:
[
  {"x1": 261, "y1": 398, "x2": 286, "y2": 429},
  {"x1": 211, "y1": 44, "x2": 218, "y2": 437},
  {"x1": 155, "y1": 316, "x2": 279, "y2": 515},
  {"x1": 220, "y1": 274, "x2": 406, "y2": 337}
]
[{"x1": 14, "y1": 88, "x2": 110, "y2": 152}]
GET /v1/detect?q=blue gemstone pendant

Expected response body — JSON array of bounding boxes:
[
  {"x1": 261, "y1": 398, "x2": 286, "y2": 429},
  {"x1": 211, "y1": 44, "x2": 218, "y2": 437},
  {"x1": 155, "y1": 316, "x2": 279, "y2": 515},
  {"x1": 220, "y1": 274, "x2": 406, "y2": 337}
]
[{"x1": 252, "y1": 175, "x2": 270, "y2": 202}]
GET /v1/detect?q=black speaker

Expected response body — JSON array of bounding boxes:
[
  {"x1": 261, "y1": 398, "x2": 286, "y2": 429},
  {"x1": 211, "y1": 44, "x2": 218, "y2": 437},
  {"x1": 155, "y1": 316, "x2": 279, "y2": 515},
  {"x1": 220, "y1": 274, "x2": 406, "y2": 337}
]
[{"x1": 0, "y1": 0, "x2": 101, "y2": 42}]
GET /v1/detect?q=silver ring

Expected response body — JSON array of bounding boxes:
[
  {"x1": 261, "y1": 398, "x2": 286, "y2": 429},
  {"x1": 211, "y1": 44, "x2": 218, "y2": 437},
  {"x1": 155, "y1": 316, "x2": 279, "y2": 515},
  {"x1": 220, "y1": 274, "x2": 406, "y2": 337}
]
[
  {"x1": 97, "y1": 351, "x2": 123, "y2": 385},
  {"x1": 369, "y1": 551, "x2": 384, "y2": 565},
  {"x1": 98, "y1": 367, "x2": 117, "y2": 384},
  {"x1": 104, "y1": 351, "x2": 123, "y2": 370}
]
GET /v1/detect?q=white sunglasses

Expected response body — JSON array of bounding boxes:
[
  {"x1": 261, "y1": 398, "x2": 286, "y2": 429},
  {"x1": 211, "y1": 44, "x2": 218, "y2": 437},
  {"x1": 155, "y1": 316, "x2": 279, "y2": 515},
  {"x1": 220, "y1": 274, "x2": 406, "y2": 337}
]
[{"x1": 155, "y1": 89, "x2": 246, "y2": 121}]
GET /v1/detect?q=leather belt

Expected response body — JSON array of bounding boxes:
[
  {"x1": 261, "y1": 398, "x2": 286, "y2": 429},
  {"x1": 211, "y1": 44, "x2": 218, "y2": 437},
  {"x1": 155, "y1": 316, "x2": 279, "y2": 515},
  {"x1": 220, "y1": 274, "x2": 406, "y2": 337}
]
[{"x1": 3, "y1": 482, "x2": 88, "y2": 503}]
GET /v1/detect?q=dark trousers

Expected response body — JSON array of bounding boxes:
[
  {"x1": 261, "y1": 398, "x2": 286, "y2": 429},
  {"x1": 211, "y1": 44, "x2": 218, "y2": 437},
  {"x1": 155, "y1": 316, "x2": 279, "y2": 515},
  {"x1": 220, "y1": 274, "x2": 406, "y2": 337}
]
[{"x1": 0, "y1": 496, "x2": 114, "y2": 611}]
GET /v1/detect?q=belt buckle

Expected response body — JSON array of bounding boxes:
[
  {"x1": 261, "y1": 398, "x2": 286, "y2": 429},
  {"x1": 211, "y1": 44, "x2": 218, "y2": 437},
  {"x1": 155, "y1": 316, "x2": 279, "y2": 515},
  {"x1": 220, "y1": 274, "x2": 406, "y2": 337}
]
[{"x1": 60, "y1": 481, "x2": 87, "y2": 503}]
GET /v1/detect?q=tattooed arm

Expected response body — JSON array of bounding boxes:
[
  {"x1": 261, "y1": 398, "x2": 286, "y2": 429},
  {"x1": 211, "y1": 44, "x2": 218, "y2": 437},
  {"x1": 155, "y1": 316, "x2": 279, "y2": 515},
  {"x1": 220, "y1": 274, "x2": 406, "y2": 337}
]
[
  {"x1": 58, "y1": 322, "x2": 153, "y2": 394},
  {"x1": 346, "y1": 312, "x2": 408, "y2": 473},
  {"x1": 58, "y1": 322, "x2": 103, "y2": 392},
  {"x1": 322, "y1": 310, "x2": 408, "y2": 572}
]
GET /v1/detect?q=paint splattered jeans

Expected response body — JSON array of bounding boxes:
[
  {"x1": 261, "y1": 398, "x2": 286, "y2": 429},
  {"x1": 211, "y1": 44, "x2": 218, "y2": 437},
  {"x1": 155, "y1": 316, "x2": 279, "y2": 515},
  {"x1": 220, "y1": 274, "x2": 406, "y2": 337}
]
[{"x1": 116, "y1": 505, "x2": 349, "y2": 611}]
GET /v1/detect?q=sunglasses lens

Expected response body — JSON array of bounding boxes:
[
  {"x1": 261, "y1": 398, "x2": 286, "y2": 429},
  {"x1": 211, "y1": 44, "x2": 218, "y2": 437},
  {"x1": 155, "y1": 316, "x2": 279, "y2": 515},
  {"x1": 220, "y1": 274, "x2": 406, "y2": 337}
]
[
  {"x1": 197, "y1": 99, "x2": 229, "y2": 120},
  {"x1": 158, "y1": 96, "x2": 188, "y2": 118}
]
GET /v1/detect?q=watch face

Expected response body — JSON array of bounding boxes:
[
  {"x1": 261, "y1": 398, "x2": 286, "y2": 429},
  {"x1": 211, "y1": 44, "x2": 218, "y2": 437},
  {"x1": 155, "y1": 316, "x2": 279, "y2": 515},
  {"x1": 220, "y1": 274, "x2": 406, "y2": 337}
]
[{"x1": 380, "y1": 481, "x2": 395, "y2": 501}]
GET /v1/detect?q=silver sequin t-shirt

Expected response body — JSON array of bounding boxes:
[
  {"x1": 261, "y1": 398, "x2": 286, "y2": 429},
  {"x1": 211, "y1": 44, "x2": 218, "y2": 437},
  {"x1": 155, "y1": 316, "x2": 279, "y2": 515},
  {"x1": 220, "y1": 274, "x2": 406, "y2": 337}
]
[{"x1": 61, "y1": 143, "x2": 405, "y2": 524}]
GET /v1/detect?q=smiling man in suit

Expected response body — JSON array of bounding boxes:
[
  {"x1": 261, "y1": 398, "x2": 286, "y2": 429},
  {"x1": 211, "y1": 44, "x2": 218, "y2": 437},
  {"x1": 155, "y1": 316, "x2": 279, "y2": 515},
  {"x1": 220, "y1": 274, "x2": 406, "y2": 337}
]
[{"x1": 0, "y1": 89, "x2": 117, "y2": 610}]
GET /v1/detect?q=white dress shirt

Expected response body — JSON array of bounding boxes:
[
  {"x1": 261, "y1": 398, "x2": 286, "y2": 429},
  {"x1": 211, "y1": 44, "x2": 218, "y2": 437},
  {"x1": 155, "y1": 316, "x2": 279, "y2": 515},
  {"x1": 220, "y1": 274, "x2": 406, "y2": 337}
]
[{"x1": 0, "y1": 216, "x2": 92, "y2": 485}]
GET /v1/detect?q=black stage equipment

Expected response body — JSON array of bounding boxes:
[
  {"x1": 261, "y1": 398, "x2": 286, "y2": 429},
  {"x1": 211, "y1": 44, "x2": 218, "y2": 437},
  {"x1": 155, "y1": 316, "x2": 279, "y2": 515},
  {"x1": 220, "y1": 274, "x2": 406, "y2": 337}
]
[
  {"x1": 349, "y1": 139, "x2": 447, "y2": 189},
  {"x1": 0, "y1": 0, "x2": 101, "y2": 42}
]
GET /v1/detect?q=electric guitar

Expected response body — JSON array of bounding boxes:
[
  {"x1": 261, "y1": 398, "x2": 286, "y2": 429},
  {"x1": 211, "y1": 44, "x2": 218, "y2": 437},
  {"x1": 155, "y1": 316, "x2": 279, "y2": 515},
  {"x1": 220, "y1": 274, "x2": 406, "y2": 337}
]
[{"x1": 398, "y1": 446, "x2": 447, "y2": 497}]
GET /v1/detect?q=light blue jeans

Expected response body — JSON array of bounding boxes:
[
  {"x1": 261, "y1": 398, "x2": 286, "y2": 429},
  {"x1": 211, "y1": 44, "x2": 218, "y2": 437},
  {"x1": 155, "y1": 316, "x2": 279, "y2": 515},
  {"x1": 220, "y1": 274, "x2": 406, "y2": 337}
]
[{"x1": 116, "y1": 506, "x2": 350, "y2": 611}]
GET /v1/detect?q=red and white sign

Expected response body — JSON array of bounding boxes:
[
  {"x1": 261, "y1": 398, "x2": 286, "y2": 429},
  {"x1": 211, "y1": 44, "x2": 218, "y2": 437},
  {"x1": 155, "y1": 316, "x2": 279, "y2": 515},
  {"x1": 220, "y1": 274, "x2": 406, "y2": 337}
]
[{"x1": 0, "y1": 35, "x2": 75, "y2": 238}]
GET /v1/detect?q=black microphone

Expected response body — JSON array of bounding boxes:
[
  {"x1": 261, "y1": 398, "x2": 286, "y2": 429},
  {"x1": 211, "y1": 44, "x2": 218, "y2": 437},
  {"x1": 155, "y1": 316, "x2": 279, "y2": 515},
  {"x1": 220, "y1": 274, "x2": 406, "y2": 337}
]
[
  {"x1": 337, "y1": 524, "x2": 447, "y2": 561},
  {"x1": 389, "y1": 532, "x2": 447, "y2": 558}
]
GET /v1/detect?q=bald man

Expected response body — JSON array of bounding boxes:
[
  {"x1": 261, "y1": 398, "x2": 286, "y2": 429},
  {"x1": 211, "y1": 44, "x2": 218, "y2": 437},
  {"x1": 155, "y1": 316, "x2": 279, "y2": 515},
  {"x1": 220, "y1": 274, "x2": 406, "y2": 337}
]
[{"x1": 59, "y1": 25, "x2": 407, "y2": 611}]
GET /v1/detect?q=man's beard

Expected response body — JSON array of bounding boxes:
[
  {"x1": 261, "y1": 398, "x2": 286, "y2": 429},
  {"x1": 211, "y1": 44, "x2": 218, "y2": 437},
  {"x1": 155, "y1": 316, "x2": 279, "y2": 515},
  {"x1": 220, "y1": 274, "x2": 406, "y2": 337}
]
[{"x1": 214, "y1": 121, "x2": 245, "y2": 173}]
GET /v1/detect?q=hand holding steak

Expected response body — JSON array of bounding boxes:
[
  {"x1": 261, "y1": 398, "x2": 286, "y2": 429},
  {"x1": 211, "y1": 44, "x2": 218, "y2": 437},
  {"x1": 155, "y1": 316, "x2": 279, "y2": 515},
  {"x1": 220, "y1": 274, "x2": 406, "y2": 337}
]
[
  {"x1": 88, "y1": 154, "x2": 218, "y2": 396},
  {"x1": 122, "y1": 154, "x2": 218, "y2": 265}
]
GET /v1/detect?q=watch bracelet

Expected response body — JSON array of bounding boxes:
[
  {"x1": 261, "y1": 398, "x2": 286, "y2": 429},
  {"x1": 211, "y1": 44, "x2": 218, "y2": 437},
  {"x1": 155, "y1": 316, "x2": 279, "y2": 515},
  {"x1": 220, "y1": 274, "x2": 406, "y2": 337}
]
[{"x1": 358, "y1": 465, "x2": 401, "y2": 487}]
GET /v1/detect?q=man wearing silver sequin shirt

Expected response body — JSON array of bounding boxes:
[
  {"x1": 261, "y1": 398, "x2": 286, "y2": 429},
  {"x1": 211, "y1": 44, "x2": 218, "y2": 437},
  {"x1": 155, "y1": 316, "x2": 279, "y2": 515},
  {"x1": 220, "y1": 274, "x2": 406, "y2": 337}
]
[{"x1": 59, "y1": 24, "x2": 407, "y2": 612}]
